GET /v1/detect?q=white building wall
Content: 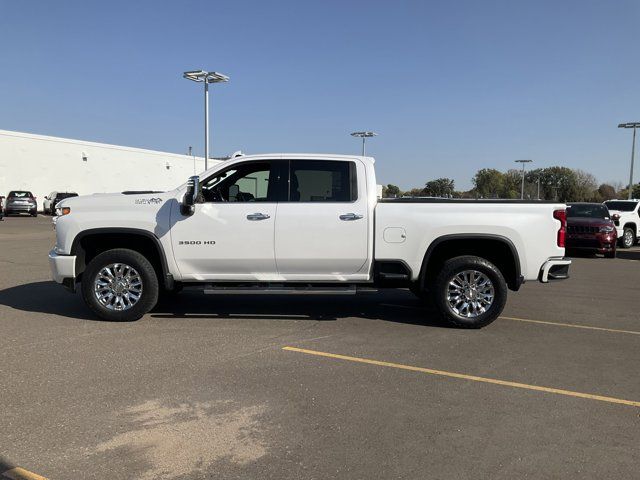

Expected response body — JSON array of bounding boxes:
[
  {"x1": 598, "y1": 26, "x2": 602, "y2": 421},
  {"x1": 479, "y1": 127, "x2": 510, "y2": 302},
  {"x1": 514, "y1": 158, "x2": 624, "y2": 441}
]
[{"x1": 0, "y1": 129, "x2": 219, "y2": 210}]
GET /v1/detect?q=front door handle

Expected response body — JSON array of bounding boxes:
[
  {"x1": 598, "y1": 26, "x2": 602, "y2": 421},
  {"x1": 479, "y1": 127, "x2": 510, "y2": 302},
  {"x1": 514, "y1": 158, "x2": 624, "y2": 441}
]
[
  {"x1": 247, "y1": 212, "x2": 271, "y2": 221},
  {"x1": 339, "y1": 213, "x2": 363, "y2": 221}
]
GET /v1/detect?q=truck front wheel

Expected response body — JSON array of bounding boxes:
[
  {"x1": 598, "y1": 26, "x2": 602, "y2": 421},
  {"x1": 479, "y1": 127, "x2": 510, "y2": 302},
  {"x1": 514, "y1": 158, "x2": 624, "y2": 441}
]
[
  {"x1": 432, "y1": 255, "x2": 507, "y2": 329},
  {"x1": 81, "y1": 248, "x2": 159, "y2": 321},
  {"x1": 621, "y1": 227, "x2": 635, "y2": 249}
]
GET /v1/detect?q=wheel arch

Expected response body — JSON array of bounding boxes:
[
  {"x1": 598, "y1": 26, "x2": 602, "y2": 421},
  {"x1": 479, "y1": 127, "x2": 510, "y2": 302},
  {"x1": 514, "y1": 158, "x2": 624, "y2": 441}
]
[
  {"x1": 418, "y1": 234, "x2": 522, "y2": 291},
  {"x1": 71, "y1": 228, "x2": 173, "y2": 289}
]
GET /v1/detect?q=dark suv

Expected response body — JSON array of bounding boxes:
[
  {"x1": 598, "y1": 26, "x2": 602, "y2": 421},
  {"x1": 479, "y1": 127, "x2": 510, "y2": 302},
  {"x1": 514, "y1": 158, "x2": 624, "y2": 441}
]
[
  {"x1": 44, "y1": 192, "x2": 78, "y2": 215},
  {"x1": 4, "y1": 191, "x2": 38, "y2": 217},
  {"x1": 566, "y1": 203, "x2": 617, "y2": 258}
]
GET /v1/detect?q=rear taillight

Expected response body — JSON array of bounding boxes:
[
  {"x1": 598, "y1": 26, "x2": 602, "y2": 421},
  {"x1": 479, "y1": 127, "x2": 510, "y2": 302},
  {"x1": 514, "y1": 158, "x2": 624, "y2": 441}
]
[{"x1": 553, "y1": 209, "x2": 567, "y2": 248}]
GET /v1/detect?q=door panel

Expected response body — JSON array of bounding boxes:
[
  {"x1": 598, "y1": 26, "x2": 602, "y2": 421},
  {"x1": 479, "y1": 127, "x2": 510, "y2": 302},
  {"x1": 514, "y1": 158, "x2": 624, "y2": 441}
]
[
  {"x1": 275, "y1": 160, "x2": 369, "y2": 276},
  {"x1": 170, "y1": 160, "x2": 284, "y2": 279},
  {"x1": 170, "y1": 202, "x2": 277, "y2": 277}
]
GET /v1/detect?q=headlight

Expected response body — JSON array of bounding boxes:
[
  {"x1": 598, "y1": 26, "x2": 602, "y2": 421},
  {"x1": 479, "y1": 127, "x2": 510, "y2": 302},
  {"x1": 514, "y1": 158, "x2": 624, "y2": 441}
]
[
  {"x1": 599, "y1": 225, "x2": 615, "y2": 233},
  {"x1": 55, "y1": 206, "x2": 71, "y2": 216}
]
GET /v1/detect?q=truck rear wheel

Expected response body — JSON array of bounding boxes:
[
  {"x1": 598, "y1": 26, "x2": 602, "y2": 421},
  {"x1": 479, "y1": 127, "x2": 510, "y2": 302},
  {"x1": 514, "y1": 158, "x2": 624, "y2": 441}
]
[
  {"x1": 81, "y1": 248, "x2": 159, "y2": 321},
  {"x1": 431, "y1": 255, "x2": 507, "y2": 329}
]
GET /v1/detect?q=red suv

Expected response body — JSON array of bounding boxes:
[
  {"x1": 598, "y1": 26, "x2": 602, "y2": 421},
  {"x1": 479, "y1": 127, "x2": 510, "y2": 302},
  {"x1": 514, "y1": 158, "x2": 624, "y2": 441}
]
[{"x1": 566, "y1": 203, "x2": 617, "y2": 258}]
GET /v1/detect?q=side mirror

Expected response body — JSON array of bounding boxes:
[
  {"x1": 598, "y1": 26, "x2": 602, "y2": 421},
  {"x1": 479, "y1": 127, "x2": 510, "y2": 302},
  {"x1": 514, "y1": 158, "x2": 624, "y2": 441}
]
[
  {"x1": 612, "y1": 213, "x2": 620, "y2": 221},
  {"x1": 181, "y1": 175, "x2": 200, "y2": 215}
]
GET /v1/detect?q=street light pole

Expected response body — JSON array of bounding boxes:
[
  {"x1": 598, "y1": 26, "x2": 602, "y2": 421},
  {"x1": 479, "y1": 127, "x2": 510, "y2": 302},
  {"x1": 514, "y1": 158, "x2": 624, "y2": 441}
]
[
  {"x1": 350, "y1": 131, "x2": 378, "y2": 156},
  {"x1": 514, "y1": 159, "x2": 533, "y2": 200},
  {"x1": 618, "y1": 122, "x2": 640, "y2": 199},
  {"x1": 183, "y1": 70, "x2": 229, "y2": 171},
  {"x1": 204, "y1": 80, "x2": 209, "y2": 170}
]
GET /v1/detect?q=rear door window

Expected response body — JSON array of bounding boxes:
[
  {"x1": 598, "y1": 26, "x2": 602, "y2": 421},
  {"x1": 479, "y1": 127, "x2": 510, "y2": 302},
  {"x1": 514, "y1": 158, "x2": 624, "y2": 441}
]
[{"x1": 289, "y1": 160, "x2": 357, "y2": 202}]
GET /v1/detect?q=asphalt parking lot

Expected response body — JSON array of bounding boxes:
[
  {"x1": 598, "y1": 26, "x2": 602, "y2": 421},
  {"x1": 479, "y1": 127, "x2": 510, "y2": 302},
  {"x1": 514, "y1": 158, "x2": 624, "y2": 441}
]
[{"x1": 1, "y1": 216, "x2": 640, "y2": 480}]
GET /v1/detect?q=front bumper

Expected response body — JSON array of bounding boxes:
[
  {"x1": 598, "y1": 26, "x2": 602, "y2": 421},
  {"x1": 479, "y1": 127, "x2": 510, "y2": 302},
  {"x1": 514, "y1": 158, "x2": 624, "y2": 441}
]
[
  {"x1": 539, "y1": 257, "x2": 571, "y2": 283},
  {"x1": 567, "y1": 232, "x2": 616, "y2": 252},
  {"x1": 48, "y1": 249, "x2": 76, "y2": 289}
]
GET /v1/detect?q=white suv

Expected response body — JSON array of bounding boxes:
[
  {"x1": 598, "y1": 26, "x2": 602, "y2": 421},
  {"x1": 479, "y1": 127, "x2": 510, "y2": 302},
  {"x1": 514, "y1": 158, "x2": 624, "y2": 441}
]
[{"x1": 604, "y1": 199, "x2": 640, "y2": 248}]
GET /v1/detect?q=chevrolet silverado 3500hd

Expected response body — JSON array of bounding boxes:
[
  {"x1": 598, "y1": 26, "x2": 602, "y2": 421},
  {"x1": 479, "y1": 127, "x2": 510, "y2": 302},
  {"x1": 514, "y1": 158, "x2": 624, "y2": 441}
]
[{"x1": 49, "y1": 154, "x2": 570, "y2": 328}]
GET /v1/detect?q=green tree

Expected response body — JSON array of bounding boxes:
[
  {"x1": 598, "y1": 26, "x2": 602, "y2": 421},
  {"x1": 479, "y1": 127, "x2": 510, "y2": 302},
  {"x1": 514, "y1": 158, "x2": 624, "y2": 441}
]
[
  {"x1": 597, "y1": 183, "x2": 616, "y2": 201},
  {"x1": 405, "y1": 187, "x2": 425, "y2": 197},
  {"x1": 502, "y1": 169, "x2": 523, "y2": 199},
  {"x1": 573, "y1": 169, "x2": 598, "y2": 202},
  {"x1": 383, "y1": 184, "x2": 401, "y2": 198},
  {"x1": 536, "y1": 167, "x2": 578, "y2": 202},
  {"x1": 618, "y1": 183, "x2": 640, "y2": 199},
  {"x1": 472, "y1": 169, "x2": 504, "y2": 198},
  {"x1": 424, "y1": 178, "x2": 455, "y2": 197}
]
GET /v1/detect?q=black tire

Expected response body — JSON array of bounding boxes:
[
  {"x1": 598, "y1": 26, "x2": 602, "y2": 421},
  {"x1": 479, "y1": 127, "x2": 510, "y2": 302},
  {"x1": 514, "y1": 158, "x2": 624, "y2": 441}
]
[
  {"x1": 81, "y1": 248, "x2": 159, "y2": 321},
  {"x1": 620, "y1": 227, "x2": 635, "y2": 249},
  {"x1": 431, "y1": 255, "x2": 507, "y2": 329},
  {"x1": 604, "y1": 250, "x2": 616, "y2": 259}
]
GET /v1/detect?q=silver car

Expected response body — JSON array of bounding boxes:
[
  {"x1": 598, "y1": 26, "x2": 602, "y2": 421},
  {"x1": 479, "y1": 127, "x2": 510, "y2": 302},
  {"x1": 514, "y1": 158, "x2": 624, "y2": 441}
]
[{"x1": 4, "y1": 190, "x2": 37, "y2": 216}]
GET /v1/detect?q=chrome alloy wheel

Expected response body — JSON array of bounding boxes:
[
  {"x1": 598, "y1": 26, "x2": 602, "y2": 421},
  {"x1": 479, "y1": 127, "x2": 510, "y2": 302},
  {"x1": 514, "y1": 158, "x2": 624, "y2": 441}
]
[
  {"x1": 624, "y1": 229, "x2": 634, "y2": 248},
  {"x1": 446, "y1": 270, "x2": 495, "y2": 318},
  {"x1": 94, "y1": 263, "x2": 143, "y2": 311}
]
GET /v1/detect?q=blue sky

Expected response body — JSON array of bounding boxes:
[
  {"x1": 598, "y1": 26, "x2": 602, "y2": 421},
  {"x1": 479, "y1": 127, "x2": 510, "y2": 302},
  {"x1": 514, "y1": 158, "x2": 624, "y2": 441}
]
[{"x1": 1, "y1": 0, "x2": 639, "y2": 190}]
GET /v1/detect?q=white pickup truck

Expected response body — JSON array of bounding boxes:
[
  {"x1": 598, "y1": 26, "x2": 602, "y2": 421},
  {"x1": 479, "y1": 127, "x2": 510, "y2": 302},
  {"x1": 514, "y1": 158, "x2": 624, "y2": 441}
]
[
  {"x1": 604, "y1": 199, "x2": 640, "y2": 248},
  {"x1": 49, "y1": 154, "x2": 570, "y2": 328}
]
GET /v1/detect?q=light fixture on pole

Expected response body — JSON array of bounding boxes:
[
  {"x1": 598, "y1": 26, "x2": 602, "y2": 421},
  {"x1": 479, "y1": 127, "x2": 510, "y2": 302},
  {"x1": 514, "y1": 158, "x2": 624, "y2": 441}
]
[
  {"x1": 618, "y1": 122, "x2": 640, "y2": 199},
  {"x1": 350, "y1": 131, "x2": 378, "y2": 156},
  {"x1": 514, "y1": 159, "x2": 533, "y2": 200},
  {"x1": 183, "y1": 70, "x2": 229, "y2": 170}
]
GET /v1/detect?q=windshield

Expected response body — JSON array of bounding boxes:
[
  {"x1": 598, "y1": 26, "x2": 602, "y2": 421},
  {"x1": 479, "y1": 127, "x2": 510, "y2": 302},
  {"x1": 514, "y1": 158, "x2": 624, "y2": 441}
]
[
  {"x1": 567, "y1": 204, "x2": 609, "y2": 219},
  {"x1": 57, "y1": 192, "x2": 78, "y2": 199},
  {"x1": 8, "y1": 191, "x2": 33, "y2": 198},
  {"x1": 604, "y1": 201, "x2": 637, "y2": 212}
]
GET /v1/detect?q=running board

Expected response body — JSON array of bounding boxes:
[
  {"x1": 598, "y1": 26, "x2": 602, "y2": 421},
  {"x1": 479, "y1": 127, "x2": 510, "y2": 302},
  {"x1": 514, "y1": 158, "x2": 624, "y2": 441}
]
[{"x1": 203, "y1": 285, "x2": 358, "y2": 295}]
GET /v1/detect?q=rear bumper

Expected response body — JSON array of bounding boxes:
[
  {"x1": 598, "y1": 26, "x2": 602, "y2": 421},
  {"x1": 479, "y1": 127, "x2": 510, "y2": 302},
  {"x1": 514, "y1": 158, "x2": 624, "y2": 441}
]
[
  {"x1": 539, "y1": 257, "x2": 571, "y2": 283},
  {"x1": 48, "y1": 249, "x2": 76, "y2": 291},
  {"x1": 5, "y1": 204, "x2": 37, "y2": 213}
]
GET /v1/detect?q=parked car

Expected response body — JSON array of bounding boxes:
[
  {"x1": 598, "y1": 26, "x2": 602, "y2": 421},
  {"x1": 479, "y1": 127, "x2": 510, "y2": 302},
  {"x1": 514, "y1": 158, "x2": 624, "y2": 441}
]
[
  {"x1": 43, "y1": 191, "x2": 78, "y2": 215},
  {"x1": 49, "y1": 153, "x2": 570, "y2": 327},
  {"x1": 4, "y1": 191, "x2": 37, "y2": 217},
  {"x1": 566, "y1": 203, "x2": 617, "y2": 258},
  {"x1": 603, "y1": 199, "x2": 640, "y2": 248}
]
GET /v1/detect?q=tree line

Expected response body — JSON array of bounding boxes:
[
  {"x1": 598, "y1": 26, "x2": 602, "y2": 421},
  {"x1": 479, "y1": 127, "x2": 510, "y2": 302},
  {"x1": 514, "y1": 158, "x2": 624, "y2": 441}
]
[{"x1": 383, "y1": 166, "x2": 640, "y2": 202}]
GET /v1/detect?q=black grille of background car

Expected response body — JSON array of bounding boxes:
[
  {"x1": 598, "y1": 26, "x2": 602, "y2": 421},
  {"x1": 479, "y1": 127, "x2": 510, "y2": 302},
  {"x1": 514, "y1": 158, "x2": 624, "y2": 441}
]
[{"x1": 567, "y1": 225, "x2": 599, "y2": 234}]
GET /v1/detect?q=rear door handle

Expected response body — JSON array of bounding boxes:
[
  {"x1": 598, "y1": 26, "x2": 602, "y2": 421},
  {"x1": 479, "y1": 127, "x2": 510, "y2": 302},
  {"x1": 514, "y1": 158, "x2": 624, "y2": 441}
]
[
  {"x1": 339, "y1": 213, "x2": 363, "y2": 221},
  {"x1": 246, "y1": 212, "x2": 271, "y2": 221}
]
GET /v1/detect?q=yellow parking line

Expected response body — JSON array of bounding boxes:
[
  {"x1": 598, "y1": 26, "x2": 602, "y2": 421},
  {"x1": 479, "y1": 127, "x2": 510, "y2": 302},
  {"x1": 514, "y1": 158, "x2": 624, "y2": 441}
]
[
  {"x1": 283, "y1": 346, "x2": 640, "y2": 408},
  {"x1": 2, "y1": 468, "x2": 48, "y2": 480},
  {"x1": 500, "y1": 316, "x2": 640, "y2": 336}
]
